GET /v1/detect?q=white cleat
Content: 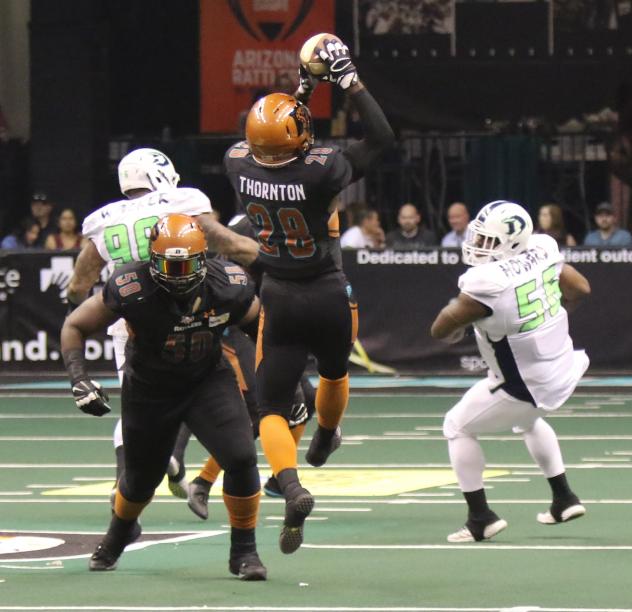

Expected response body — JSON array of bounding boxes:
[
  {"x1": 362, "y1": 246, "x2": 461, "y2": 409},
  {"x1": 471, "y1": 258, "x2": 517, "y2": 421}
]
[
  {"x1": 537, "y1": 503, "x2": 586, "y2": 525},
  {"x1": 447, "y1": 518, "x2": 508, "y2": 543}
]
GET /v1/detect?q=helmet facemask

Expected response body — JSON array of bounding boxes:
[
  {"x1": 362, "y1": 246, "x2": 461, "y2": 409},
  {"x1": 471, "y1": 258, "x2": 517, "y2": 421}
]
[
  {"x1": 462, "y1": 201, "x2": 533, "y2": 266},
  {"x1": 149, "y1": 247, "x2": 206, "y2": 295}
]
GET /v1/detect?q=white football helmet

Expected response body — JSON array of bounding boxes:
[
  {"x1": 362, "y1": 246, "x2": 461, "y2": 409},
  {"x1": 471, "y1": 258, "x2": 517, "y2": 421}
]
[
  {"x1": 462, "y1": 200, "x2": 533, "y2": 266},
  {"x1": 118, "y1": 148, "x2": 180, "y2": 195}
]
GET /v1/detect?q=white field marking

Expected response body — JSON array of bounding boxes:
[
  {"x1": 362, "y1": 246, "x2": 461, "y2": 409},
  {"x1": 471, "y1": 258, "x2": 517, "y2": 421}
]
[
  {"x1": 439, "y1": 486, "x2": 463, "y2": 490},
  {"x1": 0, "y1": 529, "x2": 227, "y2": 535},
  {"x1": 482, "y1": 478, "x2": 530, "y2": 483},
  {"x1": 608, "y1": 451, "x2": 632, "y2": 456},
  {"x1": 26, "y1": 485, "x2": 75, "y2": 489},
  {"x1": 7, "y1": 462, "x2": 632, "y2": 470},
  {"x1": 414, "y1": 426, "x2": 444, "y2": 431},
  {"x1": 0, "y1": 437, "x2": 111, "y2": 441},
  {"x1": 312, "y1": 508, "x2": 372, "y2": 512},
  {"x1": 384, "y1": 431, "x2": 427, "y2": 436},
  {"x1": 0, "y1": 564, "x2": 63, "y2": 570},
  {"x1": 0, "y1": 492, "x2": 32, "y2": 496},
  {"x1": 582, "y1": 457, "x2": 630, "y2": 462},
  {"x1": 344, "y1": 434, "x2": 632, "y2": 441},
  {"x1": 303, "y1": 543, "x2": 632, "y2": 552},
  {"x1": 265, "y1": 516, "x2": 328, "y2": 521},
  {"x1": 0, "y1": 606, "x2": 624, "y2": 611},
  {"x1": 4, "y1": 498, "x2": 632, "y2": 506},
  {"x1": 0, "y1": 414, "x2": 117, "y2": 419},
  {"x1": 2, "y1": 532, "x2": 227, "y2": 564},
  {"x1": 398, "y1": 493, "x2": 455, "y2": 497}
]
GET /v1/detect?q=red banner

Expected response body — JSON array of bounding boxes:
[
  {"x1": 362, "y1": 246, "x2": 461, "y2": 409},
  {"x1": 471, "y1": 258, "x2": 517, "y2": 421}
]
[{"x1": 200, "y1": 0, "x2": 334, "y2": 133}]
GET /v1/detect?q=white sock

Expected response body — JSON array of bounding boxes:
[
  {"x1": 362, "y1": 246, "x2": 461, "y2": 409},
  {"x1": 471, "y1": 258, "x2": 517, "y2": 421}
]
[
  {"x1": 448, "y1": 435, "x2": 486, "y2": 492},
  {"x1": 113, "y1": 418, "x2": 123, "y2": 448},
  {"x1": 522, "y1": 418, "x2": 564, "y2": 478}
]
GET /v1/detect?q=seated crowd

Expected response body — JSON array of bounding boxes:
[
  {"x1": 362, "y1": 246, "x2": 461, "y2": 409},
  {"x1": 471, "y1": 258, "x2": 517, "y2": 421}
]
[
  {"x1": 0, "y1": 192, "x2": 86, "y2": 251},
  {"x1": 2, "y1": 193, "x2": 631, "y2": 252},
  {"x1": 340, "y1": 200, "x2": 632, "y2": 250}
]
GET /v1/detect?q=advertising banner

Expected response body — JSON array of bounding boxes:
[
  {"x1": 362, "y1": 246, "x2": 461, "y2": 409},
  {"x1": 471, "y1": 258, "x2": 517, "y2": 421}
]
[
  {"x1": 200, "y1": 0, "x2": 334, "y2": 133},
  {"x1": 1, "y1": 248, "x2": 631, "y2": 374},
  {"x1": 0, "y1": 251, "x2": 113, "y2": 373}
]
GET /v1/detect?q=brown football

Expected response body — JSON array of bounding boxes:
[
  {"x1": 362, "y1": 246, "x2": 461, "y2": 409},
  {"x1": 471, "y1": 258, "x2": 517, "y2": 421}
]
[{"x1": 299, "y1": 32, "x2": 343, "y2": 77}]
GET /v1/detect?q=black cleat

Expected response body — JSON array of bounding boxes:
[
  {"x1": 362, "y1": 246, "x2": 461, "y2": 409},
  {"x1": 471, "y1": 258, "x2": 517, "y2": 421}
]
[
  {"x1": 538, "y1": 494, "x2": 586, "y2": 524},
  {"x1": 229, "y1": 551, "x2": 267, "y2": 581},
  {"x1": 262, "y1": 475, "x2": 283, "y2": 498},
  {"x1": 279, "y1": 489, "x2": 315, "y2": 554},
  {"x1": 305, "y1": 426, "x2": 341, "y2": 467},
  {"x1": 187, "y1": 477, "x2": 211, "y2": 520},
  {"x1": 89, "y1": 520, "x2": 141, "y2": 571}
]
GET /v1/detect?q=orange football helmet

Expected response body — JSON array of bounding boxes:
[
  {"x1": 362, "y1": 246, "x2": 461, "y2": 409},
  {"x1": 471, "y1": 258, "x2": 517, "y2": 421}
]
[
  {"x1": 149, "y1": 213, "x2": 207, "y2": 295},
  {"x1": 245, "y1": 93, "x2": 314, "y2": 167}
]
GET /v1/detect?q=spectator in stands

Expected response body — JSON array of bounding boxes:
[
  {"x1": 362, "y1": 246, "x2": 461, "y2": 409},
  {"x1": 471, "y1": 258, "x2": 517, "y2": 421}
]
[
  {"x1": 0, "y1": 217, "x2": 40, "y2": 249},
  {"x1": 44, "y1": 208, "x2": 86, "y2": 250},
  {"x1": 386, "y1": 203, "x2": 437, "y2": 249},
  {"x1": 536, "y1": 203, "x2": 577, "y2": 247},
  {"x1": 441, "y1": 202, "x2": 470, "y2": 247},
  {"x1": 583, "y1": 202, "x2": 632, "y2": 247},
  {"x1": 30, "y1": 192, "x2": 56, "y2": 247},
  {"x1": 341, "y1": 208, "x2": 385, "y2": 249}
]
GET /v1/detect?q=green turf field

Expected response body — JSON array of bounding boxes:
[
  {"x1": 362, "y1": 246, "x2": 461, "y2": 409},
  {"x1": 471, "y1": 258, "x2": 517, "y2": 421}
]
[{"x1": 1, "y1": 391, "x2": 632, "y2": 611}]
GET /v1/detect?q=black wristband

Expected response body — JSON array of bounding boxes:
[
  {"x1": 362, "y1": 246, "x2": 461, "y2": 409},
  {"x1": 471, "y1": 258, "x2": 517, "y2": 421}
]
[{"x1": 62, "y1": 348, "x2": 89, "y2": 385}]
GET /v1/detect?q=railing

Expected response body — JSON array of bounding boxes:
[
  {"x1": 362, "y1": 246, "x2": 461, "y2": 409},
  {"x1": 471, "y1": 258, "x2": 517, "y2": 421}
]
[{"x1": 106, "y1": 129, "x2": 626, "y2": 240}]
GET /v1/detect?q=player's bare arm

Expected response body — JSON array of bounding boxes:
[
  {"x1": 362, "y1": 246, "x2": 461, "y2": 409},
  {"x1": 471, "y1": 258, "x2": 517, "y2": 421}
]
[
  {"x1": 196, "y1": 213, "x2": 259, "y2": 266},
  {"x1": 431, "y1": 293, "x2": 489, "y2": 343},
  {"x1": 559, "y1": 264, "x2": 591, "y2": 312},
  {"x1": 62, "y1": 294, "x2": 119, "y2": 354},
  {"x1": 66, "y1": 241, "x2": 106, "y2": 306},
  {"x1": 61, "y1": 294, "x2": 119, "y2": 417}
]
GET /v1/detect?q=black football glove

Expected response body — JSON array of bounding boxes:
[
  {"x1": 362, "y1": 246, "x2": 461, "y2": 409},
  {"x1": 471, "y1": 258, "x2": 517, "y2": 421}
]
[
  {"x1": 296, "y1": 64, "x2": 318, "y2": 100},
  {"x1": 288, "y1": 402, "x2": 309, "y2": 428},
  {"x1": 317, "y1": 38, "x2": 358, "y2": 90},
  {"x1": 72, "y1": 379, "x2": 111, "y2": 416}
]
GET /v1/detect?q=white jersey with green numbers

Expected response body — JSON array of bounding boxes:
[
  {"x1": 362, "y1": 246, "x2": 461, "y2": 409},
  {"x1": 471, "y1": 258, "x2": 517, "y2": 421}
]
[
  {"x1": 458, "y1": 233, "x2": 589, "y2": 411},
  {"x1": 82, "y1": 187, "x2": 212, "y2": 337},
  {"x1": 82, "y1": 187, "x2": 212, "y2": 274}
]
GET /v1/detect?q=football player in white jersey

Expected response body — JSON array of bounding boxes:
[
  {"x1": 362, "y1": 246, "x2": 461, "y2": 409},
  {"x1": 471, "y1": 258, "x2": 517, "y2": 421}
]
[
  {"x1": 67, "y1": 147, "x2": 259, "y2": 500},
  {"x1": 431, "y1": 200, "x2": 590, "y2": 543}
]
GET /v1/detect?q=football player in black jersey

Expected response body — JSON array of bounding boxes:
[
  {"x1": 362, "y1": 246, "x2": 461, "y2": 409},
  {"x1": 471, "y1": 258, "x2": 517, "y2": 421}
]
[
  {"x1": 224, "y1": 37, "x2": 394, "y2": 554},
  {"x1": 61, "y1": 214, "x2": 266, "y2": 580}
]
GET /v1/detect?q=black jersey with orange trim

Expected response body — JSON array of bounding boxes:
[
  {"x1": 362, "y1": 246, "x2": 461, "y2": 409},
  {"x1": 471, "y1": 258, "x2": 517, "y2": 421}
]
[
  {"x1": 224, "y1": 140, "x2": 353, "y2": 279},
  {"x1": 102, "y1": 259, "x2": 255, "y2": 386}
]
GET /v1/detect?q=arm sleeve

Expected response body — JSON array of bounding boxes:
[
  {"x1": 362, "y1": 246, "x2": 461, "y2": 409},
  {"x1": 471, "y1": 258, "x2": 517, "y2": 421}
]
[
  {"x1": 458, "y1": 267, "x2": 505, "y2": 313},
  {"x1": 343, "y1": 88, "x2": 395, "y2": 180}
]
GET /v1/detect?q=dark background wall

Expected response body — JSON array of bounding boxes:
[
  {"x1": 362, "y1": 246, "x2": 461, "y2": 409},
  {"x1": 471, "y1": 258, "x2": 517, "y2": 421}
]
[{"x1": 17, "y1": 0, "x2": 632, "y2": 227}]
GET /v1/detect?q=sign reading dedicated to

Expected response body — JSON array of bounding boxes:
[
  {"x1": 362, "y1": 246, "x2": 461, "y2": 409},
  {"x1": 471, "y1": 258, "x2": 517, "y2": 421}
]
[{"x1": 200, "y1": 0, "x2": 334, "y2": 133}]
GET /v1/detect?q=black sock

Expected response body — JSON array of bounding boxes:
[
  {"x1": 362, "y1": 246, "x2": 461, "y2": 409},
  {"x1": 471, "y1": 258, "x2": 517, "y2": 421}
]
[
  {"x1": 316, "y1": 424, "x2": 336, "y2": 439},
  {"x1": 114, "y1": 445, "x2": 125, "y2": 483},
  {"x1": 548, "y1": 473, "x2": 573, "y2": 500},
  {"x1": 230, "y1": 527, "x2": 256, "y2": 556},
  {"x1": 103, "y1": 515, "x2": 138, "y2": 550},
  {"x1": 463, "y1": 488, "x2": 490, "y2": 517},
  {"x1": 191, "y1": 476, "x2": 212, "y2": 490},
  {"x1": 276, "y1": 468, "x2": 304, "y2": 499}
]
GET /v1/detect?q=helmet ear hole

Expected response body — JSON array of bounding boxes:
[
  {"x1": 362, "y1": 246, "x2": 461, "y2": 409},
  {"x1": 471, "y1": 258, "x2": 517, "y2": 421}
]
[
  {"x1": 118, "y1": 148, "x2": 180, "y2": 196},
  {"x1": 246, "y1": 94, "x2": 314, "y2": 167}
]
